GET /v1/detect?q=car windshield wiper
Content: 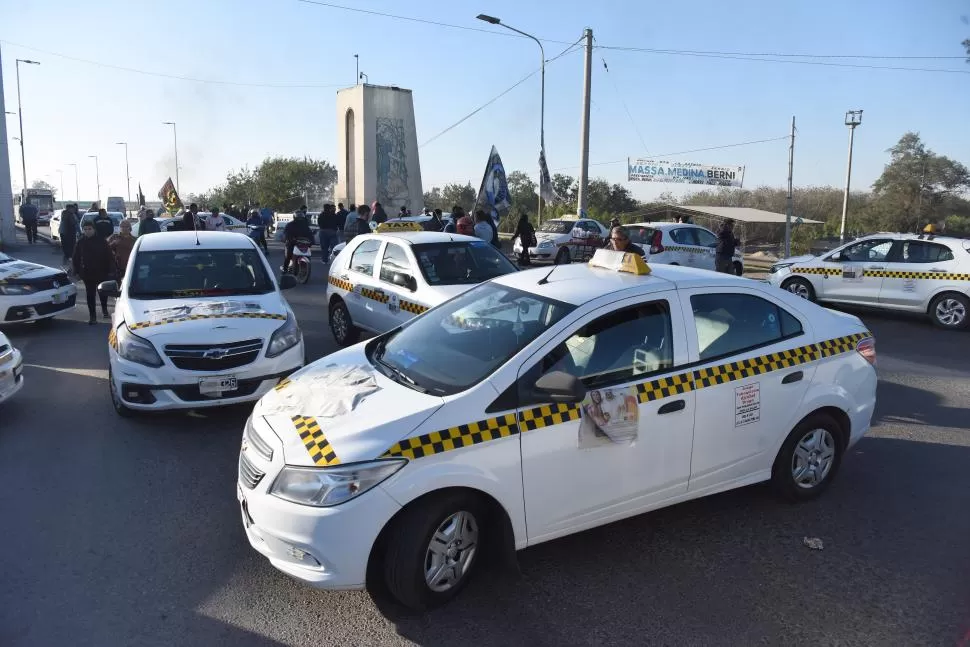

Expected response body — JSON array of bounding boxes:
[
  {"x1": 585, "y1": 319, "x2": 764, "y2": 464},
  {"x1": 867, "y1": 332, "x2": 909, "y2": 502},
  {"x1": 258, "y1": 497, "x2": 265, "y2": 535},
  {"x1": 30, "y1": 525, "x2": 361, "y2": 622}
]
[{"x1": 374, "y1": 351, "x2": 427, "y2": 393}]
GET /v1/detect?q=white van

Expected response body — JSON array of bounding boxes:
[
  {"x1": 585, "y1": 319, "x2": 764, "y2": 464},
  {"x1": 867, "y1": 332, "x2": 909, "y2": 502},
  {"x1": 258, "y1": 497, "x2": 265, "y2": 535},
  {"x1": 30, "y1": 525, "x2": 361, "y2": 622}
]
[{"x1": 105, "y1": 196, "x2": 127, "y2": 215}]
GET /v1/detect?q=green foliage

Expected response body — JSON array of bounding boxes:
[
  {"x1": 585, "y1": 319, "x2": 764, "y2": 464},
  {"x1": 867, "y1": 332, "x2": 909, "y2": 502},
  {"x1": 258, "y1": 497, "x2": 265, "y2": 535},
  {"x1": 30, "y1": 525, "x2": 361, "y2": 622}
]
[
  {"x1": 194, "y1": 157, "x2": 336, "y2": 212},
  {"x1": 30, "y1": 180, "x2": 56, "y2": 198}
]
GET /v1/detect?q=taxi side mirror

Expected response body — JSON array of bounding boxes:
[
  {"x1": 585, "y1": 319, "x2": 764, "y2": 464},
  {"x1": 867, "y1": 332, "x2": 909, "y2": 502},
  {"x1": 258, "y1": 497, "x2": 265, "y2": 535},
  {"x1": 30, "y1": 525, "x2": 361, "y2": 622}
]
[
  {"x1": 98, "y1": 280, "x2": 120, "y2": 298},
  {"x1": 533, "y1": 371, "x2": 587, "y2": 404},
  {"x1": 392, "y1": 272, "x2": 416, "y2": 291},
  {"x1": 278, "y1": 274, "x2": 298, "y2": 290}
]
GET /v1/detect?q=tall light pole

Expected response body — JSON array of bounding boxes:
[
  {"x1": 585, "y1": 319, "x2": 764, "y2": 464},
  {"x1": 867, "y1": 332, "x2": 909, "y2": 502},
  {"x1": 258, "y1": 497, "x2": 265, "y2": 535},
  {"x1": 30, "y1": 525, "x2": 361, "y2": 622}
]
[
  {"x1": 162, "y1": 122, "x2": 179, "y2": 192},
  {"x1": 115, "y1": 141, "x2": 131, "y2": 215},
  {"x1": 839, "y1": 110, "x2": 863, "y2": 244},
  {"x1": 15, "y1": 59, "x2": 40, "y2": 195},
  {"x1": 88, "y1": 155, "x2": 100, "y2": 204},
  {"x1": 56, "y1": 169, "x2": 64, "y2": 201},
  {"x1": 66, "y1": 163, "x2": 79, "y2": 201},
  {"x1": 576, "y1": 28, "x2": 593, "y2": 215},
  {"x1": 476, "y1": 13, "x2": 546, "y2": 224}
]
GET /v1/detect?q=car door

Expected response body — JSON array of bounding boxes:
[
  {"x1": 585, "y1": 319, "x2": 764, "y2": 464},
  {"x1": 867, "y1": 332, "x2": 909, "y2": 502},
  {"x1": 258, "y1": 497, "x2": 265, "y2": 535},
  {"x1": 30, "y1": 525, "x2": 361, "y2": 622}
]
[
  {"x1": 667, "y1": 227, "x2": 698, "y2": 266},
  {"x1": 679, "y1": 289, "x2": 815, "y2": 491},
  {"x1": 822, "y1": 238, "x2": 897, "y2": 305},
  {"x1": 372, "y1": 241, "x2": 422, "y2": 331},
  {"x1": 878, "y1": 239, "x2": 963, "y2": 309},
  {"x1": 691, "y1": 227, "x2": 719, "y2": 271},
  {"x1": 517, "y1": 293, "x2": 696, "y2": 543},
  {"x1": 338, "y1": 238, "x2": 384, "y2": 332}
]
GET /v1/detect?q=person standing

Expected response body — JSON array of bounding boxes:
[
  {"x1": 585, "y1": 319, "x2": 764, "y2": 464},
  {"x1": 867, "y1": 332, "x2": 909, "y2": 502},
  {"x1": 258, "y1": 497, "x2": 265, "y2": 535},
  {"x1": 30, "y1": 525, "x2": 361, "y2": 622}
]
[
  {"x1": 715, "y1": 219, "x2": 739, "y2": 274},
  {"x1": 73, "y1": 222, "x2": 114, "y2": 324},
  {"x1": 343, "y1": 204, "x2": 359, "y2": 242},
  {"x1": 108, "y1": 220, "x2": 136, "y2": 278},
  {"x1": 93, "y1": 208, "x2": 115, "y2": 240},
  {"x1": 316, "y1": 203, "x2": 340, "y2": 259},
  {"x1": 205, "y1": 207, "x2": 226, "y2": 231},
  {"x1": 371, "y1": 201, "x2": 388, "y2": 225},
  {"x1": 59, "y1": 204, "x2": 79, "y2": 265},
  {"x1": 247, "y1": 209, "x2": 269, "y2": 252},
  {"x1": 353, "y1": 204, "x2": 372, "y2": 238},
  {"x1": 606, "y1": 226, "x2": 645, "y2": 256},
  {"x1": 19, "y1": 200, "x2": 39, "y2": 244},
  {"x1": 137, "y1": 208, "x2": 161, "y2": 237},
  {"x1": 334, "y1": 203, "x2": 348, "y2": 228},
  {"x1": 181, "y1": 203, "x2": 199, "y2": 232},
  {"x1": 456, "y1": 215, "x2": 475, "y2": 236},
  {"x1": 513, "y1": 212, "x2": 536, "y2": 266},
  {"x1": 473, "y1": 210, "x2": 494, "y2": 243},
  {"x1": 427, "y1": 208, "x2": 444, "y2": 232}
]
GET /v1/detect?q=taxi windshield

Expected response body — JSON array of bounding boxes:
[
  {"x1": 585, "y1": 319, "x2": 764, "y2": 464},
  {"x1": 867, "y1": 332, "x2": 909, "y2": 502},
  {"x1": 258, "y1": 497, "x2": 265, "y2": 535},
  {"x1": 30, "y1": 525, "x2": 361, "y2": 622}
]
[
  {"x1": 412, "y1": 241, "x2": 518, "y2": 286},
  {"x1": 371, "y1": 283, "x2": 575, "y2": 395},
  {"x1": 538, "y1": 220, "x2": 575, "y2": 234},
  {"x1": 128, "y1": 249, "x2": 275, "y2": 299}
]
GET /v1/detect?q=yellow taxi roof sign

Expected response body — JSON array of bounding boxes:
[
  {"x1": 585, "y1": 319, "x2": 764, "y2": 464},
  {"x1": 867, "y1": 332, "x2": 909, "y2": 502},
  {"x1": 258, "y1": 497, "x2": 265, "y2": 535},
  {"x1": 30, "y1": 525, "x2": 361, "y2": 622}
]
[
  {"x1": 588, "y1": 248, "x2": 651, "y2": 275},
  {"x1": 377, "y1": 221, "x2": 425, "y2": 233}
]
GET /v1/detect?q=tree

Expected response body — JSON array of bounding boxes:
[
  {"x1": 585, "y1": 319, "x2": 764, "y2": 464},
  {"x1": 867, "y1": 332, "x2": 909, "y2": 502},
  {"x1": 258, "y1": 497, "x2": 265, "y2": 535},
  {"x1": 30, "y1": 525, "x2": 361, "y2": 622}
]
[
  {"x1": 196, "y1": 157, "x2": 337, "y2": 212},
  {"x1": 552, "y1": 174, "x2": 576, "y2": 204},
  {"x1": 423, "y1": 187, "x2": 443, "y2": 209},
  {"x1": 30, "y1": 180, "x2": 56, "y2": 198},
  {"x1": 439, "y1": 182, "x2": 476, "y2": 213},
  {"x1": 506, "y1": 171, "x2": 538, "y2": 215}
]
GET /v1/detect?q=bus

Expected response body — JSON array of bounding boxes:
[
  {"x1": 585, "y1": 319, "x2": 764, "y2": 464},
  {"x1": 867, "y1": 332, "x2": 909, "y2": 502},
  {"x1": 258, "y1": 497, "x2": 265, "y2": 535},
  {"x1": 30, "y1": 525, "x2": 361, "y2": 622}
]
[{"x1": 16, "y1": 189, "x2": 56, "y2": 225}]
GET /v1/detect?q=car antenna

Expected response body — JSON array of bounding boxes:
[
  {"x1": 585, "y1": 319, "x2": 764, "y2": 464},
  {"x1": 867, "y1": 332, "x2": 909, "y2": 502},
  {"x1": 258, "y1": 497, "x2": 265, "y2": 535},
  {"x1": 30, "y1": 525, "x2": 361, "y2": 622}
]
[
  {"x1": 537, "y1": 264, "x2": 558, "y2": 285},
  {"x1": 194, "y1": 213, "x2": 201, "y2": 246}
]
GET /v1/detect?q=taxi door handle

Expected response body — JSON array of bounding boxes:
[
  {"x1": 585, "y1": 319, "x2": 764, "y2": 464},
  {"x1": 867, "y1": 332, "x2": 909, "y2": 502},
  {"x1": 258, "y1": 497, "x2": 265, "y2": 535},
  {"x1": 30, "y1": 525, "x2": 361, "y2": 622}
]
[
  {"x1": 929, "y1": 268, "x2": 946, "y2": 273},
  {"x1": 782, "y1": 371, "x2": 803, "y2": 384},
  {"x1": 868, "y1": 265, "x2": 885, "y2": 270},
  {"x1": 657, "y1": 400, "x2": 686, "y2": 415}
]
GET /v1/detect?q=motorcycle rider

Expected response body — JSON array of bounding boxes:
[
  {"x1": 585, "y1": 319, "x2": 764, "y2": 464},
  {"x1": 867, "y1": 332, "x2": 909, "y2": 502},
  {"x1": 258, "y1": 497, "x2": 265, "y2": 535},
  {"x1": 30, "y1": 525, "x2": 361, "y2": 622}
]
[
  {"x1": 247, "y1": 209, "x2": 268, "y2": 252},
  {"x1": 283, "y1": 208, "x2": 313, "y2": 273}
]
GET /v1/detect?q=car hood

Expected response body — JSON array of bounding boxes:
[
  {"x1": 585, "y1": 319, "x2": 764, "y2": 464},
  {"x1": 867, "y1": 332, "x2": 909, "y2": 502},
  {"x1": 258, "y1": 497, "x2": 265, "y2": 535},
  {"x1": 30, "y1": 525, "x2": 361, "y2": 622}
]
[
  {"x1": 253, "y1": 344, "x2": 444, "y2": 466},
  {"x1": 0, "y1": 259, "x2": 60, "y2": 282},
  {"x1": 120, "y1": 294, "x2": 289, "y2": 343},
  {"x1": 534, "y1": 232, "x2": 569, "y2": 245},
  {"x1": 776, "y1": 254, "x2": 817, "y2": 266}
]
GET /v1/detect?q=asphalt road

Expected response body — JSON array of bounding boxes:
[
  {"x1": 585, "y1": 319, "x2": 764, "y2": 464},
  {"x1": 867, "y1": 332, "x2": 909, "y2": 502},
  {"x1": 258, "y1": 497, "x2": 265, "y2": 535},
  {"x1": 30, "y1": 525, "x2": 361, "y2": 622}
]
[{"x1": 2, "y1": 231, "x2": 968, "y2": 647}]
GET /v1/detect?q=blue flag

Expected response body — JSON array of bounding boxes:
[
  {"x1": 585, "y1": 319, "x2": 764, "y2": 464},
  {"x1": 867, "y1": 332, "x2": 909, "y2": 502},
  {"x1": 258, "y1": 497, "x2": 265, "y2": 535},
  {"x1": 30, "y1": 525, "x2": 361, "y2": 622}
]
[{"x1": 474, "y1": 146, "x2": 512, "y2": 225}]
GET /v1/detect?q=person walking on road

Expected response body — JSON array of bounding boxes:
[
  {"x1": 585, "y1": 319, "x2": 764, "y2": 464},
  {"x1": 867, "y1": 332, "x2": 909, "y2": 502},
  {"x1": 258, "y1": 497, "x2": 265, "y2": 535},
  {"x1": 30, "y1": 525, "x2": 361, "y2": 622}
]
[
  {"x1": 513, "y1": 212, "x2": 536, "y2": 266},
  {"x1": 108, "y1": 220, "x2": 136, "y2": 279},
  {"x1": 93, "y1": 209, "x2": 115, "y2": 240},
  {"x1": 19, "y1": 201, "x2": 39, "y2": 244},
  {"x1": 205, "y1": 207, "x2": 227, "y2": 231},
  {"x1": 316, "y1": 203, "x2": 341, "y2": 260},
  {"x1": 73, "y1": 222, "x2": 114, "y2": 324},
  {"x1": 715, "y1": 219, "x2": 739, "y2": 274},
  {"x1": 59, "y1": 204, "x2": 79, "y2": 266},
  {"x1": 137, "y1": 208, "x2": 160, "y2": 237}
]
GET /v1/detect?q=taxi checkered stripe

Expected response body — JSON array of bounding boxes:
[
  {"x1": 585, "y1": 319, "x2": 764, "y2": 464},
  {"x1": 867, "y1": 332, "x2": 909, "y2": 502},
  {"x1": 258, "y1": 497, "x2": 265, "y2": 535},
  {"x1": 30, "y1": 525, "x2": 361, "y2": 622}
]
[
  {"x1": 328, "y1": 275, "x2": 428, "y2": 314},
  {"x1": 108, "y1": 328, "x2": 118, "y2": 350},
  {"x1": 660, "y1": 245, "x2": 701, "y2": 254},
  {"x1": 128, "y1": 312, "x2": 286, "y2": 331},
  {"x1": 360, "y1": 287, "x2": 389, "y2": 303},
  {"x1": 379, "y1": 332, "x2": 871, "y2": 461},
  {"x1": 400, "y1": 300, "x2": 428, "y2": 314},
  {"x1": 328, "y1": 276, "x2": 353, "y2": 291},
  {"x1": 794, "y1": 267, "x2": 842, "y2": 276},
  {"x1": 863, "y1": 269, "x2": 970, "y2": 280},
  {"x1": 292, "y1": 415, "x2": 341, "y2": 466},
  {"x1": 274, "y1": 378, "x2": 291, "y2": 391}
]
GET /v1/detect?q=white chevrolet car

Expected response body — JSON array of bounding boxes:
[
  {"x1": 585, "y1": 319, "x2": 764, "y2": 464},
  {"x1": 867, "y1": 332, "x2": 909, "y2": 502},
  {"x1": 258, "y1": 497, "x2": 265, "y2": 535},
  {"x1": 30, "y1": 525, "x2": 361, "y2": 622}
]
[
  {"x1": 327, "y1": 226, "x2": 518, "y2": 345},
  {"x1": 0, "y1": 331, "x2": 24, "y2": 405},
  {"x1": 768, "y1": 231, "x2": 970, "y2": 329},
  {"x1": 0, "y1": 252, "x2": 77, "y2": 324},
  {"x1": 512, "y1": 217, "x2": 610, "y2": 264},
  {"x1": 237, "y1": 250, "x2": 876, "y2": 610},
  {"x1": 626, "y1": 222, "x2": 744, "y2": 275},
  {"x1": 101, "y1": 232, "x2": 305, "y2": 416}
]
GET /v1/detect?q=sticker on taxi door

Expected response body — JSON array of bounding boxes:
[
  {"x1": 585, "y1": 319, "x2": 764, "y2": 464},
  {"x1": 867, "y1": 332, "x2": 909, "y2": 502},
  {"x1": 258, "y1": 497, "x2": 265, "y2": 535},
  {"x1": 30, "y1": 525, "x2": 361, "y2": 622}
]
[
  {"x1": 578, "y1": 385, "x2": 639, "y2": 448},
  {"x1": 388, "y1": 293, "x2": 400, "y2": 313},
  {"x1": 735, "y1": 383, "x2": 761, "y2": 427},
  {"x1": 842, "y1": 267, "x2": 864, "y2": 282}
]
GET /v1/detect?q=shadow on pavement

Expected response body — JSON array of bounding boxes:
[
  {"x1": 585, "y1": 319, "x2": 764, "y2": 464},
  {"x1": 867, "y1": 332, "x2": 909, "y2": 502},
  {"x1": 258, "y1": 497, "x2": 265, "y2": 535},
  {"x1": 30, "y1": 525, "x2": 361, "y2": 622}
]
[{"x1": 875, "y1": 379, "x2": 970, "y2": 430}]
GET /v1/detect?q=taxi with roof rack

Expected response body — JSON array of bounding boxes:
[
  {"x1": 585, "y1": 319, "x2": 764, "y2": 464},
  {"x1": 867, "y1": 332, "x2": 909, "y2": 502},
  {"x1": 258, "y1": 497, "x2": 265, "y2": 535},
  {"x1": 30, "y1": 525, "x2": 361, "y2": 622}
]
[
  {"x1": 325, "y1": 220, "x2": 518, "y2": 345},
  {"x1": 100, "y1": 231, "x2": 305, "y2": 416},
  {"x1": 238, "y1": 249, "x2": 877, "y2": 610}
]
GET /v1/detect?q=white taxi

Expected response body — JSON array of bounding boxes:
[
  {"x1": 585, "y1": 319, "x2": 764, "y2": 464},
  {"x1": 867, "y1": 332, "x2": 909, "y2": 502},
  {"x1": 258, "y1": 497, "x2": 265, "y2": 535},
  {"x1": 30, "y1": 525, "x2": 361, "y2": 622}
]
[
  {"x1": 626, "y1": 222, "x2": 744, "y2": 275},
  {"x1": 768, "y1": 231, "x2": 970, "y2": 329},
  {"x1": 0, "y1": 252, "x2": 77, "y2": 324},
  {"x1": 0, "y1": 330, "x2": 24, "y2": 404},
  {"x1": 101, "y1": 231, "x2": 305, "y2": 416},
  {"x1": 512, "y1": 216, "x2": 609, "y2": 264},
  {"x1": 237, "y1": 250, "x2": 877, "y2": 610},
  {"x1": 326, "y1": 223, "x2": 518, "y2": 345}
]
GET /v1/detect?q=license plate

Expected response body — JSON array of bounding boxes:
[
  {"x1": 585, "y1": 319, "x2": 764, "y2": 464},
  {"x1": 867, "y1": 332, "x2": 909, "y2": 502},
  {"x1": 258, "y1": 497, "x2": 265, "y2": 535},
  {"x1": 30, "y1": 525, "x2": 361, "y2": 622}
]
[{"x1": 199, "y1": 376, "x2": 237, "y2": 395}]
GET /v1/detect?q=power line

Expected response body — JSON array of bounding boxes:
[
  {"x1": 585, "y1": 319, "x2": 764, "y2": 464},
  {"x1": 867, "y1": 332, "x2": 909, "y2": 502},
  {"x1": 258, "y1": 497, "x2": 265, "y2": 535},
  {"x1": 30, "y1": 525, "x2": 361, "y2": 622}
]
[
  {"x1": 552, "y1": 136, "x2": 790, "y2": 172},
  {"x1": 596, "y1": 45, "x2": 967, "y2": 60},
  {"x1": 0, "y1": 39, "x2": 349, "y2": 88},
  {"x1": 599, "y1": 50, "x2": 650, "y2": 156}
]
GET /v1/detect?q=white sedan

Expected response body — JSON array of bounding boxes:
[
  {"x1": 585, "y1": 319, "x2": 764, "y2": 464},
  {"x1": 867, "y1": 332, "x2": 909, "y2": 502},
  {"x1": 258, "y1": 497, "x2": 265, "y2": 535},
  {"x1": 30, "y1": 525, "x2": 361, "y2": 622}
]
[
  {"x1": 0, "y1": 330, "x2": 24, "y2": 404},
  {"x1": 512, "y1": 216, "x2": 609, "y2": 264},
  {"x1": 0, "y1": 252, "x2": 77, "y2": 323},
  {"x1": 237, "y1": 249, "x2": 877, "y2": 610}
]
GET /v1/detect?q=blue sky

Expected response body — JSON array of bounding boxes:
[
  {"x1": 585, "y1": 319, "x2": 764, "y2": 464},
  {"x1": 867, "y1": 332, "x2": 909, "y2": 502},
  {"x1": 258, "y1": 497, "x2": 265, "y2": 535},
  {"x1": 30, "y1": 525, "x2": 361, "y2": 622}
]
[{"x1": 1, "y1": 0, "x2": 968, "y2": 204}]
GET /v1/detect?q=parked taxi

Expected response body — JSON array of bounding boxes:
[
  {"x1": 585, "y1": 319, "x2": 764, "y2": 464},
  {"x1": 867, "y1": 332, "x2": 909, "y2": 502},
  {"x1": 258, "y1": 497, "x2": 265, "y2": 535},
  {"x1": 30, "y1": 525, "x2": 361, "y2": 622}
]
[
  {"x1": 326, "y1": 222, "x2": 518, "y2": 345},
  {"x1": 511, "y1": 215, "x2": 609, "y2": 264},
  {"x1": 626, "y1": 222, "x2": 745, "y2": 275},
  {"x1": 768, "y1": 229, "x2": 970, "y2": 329},
  {"x1": 0, "y1": 252, "x2": 77, "y2": 324},
  {"x1": 0, "y1": 330, "x2": 24, "y2": 405},
  {"x1": 238, "y1": 249, "x2": 877, "y2": 610}
]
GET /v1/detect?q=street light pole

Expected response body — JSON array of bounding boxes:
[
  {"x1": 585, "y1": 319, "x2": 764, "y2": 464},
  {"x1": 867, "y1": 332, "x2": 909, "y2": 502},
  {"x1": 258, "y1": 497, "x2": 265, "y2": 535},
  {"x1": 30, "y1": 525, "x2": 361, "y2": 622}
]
[
  {"x1": 88, "y1": 155, "x2": 100, "y2": 204},
  {"x1": 66, "y1": 163, "x2": 79, "y2": 201},
  {"x1": 162, "y1": 122, "x2": 179, "y2": 193},
  {"x1": 116, "y1": 142, "x2": 131, "y2": 215},
  {"x1": 477, "y1": 13, "x2": 545, "y2": 225},
  {"x1": 56, "y1": 169, "x2": 64, "y2": 201},
  {"x1": 15, "y1": 59, "x2": 40, "y2": 195},
  {"x1": 839, "y1": 110, "x2": 863, "y2": 244}
]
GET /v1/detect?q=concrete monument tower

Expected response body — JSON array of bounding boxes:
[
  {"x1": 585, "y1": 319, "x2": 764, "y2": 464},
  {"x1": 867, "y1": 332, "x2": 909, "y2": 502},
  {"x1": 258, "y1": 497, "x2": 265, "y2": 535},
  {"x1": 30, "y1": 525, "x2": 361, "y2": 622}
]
[{"x1": 335, "y1": 84, "x2": 423, "y2": 213}]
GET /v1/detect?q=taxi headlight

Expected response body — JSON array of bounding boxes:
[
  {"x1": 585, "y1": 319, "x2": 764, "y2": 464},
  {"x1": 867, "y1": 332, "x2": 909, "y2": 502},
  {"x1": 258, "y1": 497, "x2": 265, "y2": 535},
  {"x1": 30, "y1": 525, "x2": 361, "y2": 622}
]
[
  {"x1": 537, "y1": 240, "x2": 553, "y2": 248},
  {"x1": 270, "y1": 459, "x2": 407, "y2": 507},
  {"x1": 0, "y1": 284, "x2": 35, "y2": 295},
  {"x1": 266, "y1": 313, "x2": 301, "y2": 358},
  {"x1": 769, "y1": 263, "x2": 794, "y2": 274},
  {"x1": 116, "y1": 325, "x2": 163, "y2": 367}
]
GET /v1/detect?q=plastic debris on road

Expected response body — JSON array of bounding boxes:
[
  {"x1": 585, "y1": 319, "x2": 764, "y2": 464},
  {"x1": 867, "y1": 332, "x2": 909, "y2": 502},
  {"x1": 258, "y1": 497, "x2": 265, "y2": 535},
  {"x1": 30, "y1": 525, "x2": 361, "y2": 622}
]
[{"x1": 802, "y1": 536, "x2": 824, "y2": 551}]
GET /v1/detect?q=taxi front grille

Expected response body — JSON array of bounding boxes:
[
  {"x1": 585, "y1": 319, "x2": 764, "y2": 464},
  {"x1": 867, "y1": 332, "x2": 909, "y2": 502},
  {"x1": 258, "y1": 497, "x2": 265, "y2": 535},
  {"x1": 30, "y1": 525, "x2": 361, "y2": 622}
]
[
  {"x1": 238, "y1": 452, "x2": 264, "y2": 490},
  {"x1": 164, "y1": 339, "x2": 263, "y2": 371}
]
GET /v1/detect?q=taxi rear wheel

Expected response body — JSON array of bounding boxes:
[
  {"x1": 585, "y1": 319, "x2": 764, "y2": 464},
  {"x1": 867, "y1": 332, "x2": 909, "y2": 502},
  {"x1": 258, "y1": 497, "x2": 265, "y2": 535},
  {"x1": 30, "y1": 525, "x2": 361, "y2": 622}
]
[
  {"x1": 772, "y1": 413, "x2": 843, "y2": 502},
  {"x1": 383, "y1": 492, "x2": 485, "y2": 610},
  {"x1": 782, "y1": 277, "x2": 815, "y2": 302},
  {"x1": 929, "y1": 293, "x2": 969, "y2": 330},
  {"x1": 329, "y1": 299, "x2": 359, "y2": 346}
]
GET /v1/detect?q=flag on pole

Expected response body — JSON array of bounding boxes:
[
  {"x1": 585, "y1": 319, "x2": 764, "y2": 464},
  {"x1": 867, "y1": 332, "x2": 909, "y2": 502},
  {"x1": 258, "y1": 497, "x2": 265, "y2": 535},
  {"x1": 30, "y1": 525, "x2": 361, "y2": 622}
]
[
  {"x1": 137, "y1": 183, "x2": 146, "y2": 207},
  {"x1": 538, "y1": 146, "x2": 559, "y2": 204},
  {"x1": 157, "y1": 178, "x2": 182, "y2": 214},
  {"x1": 474, "y1": 146, "x2": 512, "y2": 226}
]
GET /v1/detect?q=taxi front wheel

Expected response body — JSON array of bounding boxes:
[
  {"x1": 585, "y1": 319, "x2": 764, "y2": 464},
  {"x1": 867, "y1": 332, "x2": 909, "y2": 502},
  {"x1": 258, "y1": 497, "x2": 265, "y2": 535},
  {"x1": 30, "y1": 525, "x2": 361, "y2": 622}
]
[
  {"x1": 929, "y1": 293, "x2": 969, "y2": 330},
  {"x1": 383, "y1": 492, "x2": 485, "y2": 610},
  {"x1": 782, "y1": 277, "x2": 815, "y2": 302},
  {"x1": 771, "y1": 413, "x2": 843, "y2": 502},
  {"x1": 329, "y1": 299, "x2": 359, "y2": 346}
]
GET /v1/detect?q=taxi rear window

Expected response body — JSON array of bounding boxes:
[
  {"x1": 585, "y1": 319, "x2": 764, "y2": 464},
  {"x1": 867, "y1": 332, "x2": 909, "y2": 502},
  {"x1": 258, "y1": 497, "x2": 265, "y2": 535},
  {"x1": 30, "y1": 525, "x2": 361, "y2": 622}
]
[
  {"x1": 128, "y1": 249, "x2": 274, "y2": 299},
  {"x1": 413, "y1": 242, "x2": 517, "y2": 286},
  {"x1": 627, "y1": 227, "x2": 655, "y2": 245}
]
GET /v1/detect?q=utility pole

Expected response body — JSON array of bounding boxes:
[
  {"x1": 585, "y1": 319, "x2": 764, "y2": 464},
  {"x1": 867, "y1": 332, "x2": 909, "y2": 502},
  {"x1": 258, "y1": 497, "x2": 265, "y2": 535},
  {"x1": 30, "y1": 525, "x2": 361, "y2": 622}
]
[
  {"x1": 15, "y1": 59, "x2": 40, "y2": 197},
  {"x1": 576, "y1": 28, "x2": 594, "y2": 216},
  {"x1": 839, "y1": 110, "x2": 863, "y2": 243},
  {"x1": 354, "y1": 54, "x2": 359, "y2": 84},
  {"x1": 915, "y1": 156, "x2": 927, "y2": 231},
  {"x1": 116, "y1": 142, "x2": 131, "y2": 216},
  {"x1": 784, "y1": 116, "x2": 795, "y2": 257},
  {"x1": 89, "y1": 155, "x2": 100, "y2": 204}
]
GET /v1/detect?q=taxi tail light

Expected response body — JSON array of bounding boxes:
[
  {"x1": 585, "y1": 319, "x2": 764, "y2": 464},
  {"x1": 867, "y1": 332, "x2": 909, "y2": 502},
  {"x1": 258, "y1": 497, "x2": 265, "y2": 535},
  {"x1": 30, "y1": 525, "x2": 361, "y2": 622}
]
[
  {"x1": 649, "y1": 230, "x2": 664, "y2": 254},
  {"x1": 856, "y1": 337, "x2": 876, "y2": 366}
]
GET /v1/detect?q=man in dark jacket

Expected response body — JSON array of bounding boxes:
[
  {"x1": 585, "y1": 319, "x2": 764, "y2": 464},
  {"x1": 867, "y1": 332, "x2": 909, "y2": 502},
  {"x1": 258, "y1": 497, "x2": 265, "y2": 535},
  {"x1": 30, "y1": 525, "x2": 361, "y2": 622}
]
[
  {"x1": 73, "y1": 222, "x2": 114, "y2": 324},
  {"x1": 283, "y1": 211, "x2": 314, "y2": 273},
  {"x1": 715, "y1": 219, "x2": 739, "y2": 273},
  {"x1": 59, "y1": 204, "x2": 79, "y2": 264},
  {"x1": 180, "y1": 203, "x2": 200, "y2": 232},
  {"x1": 19, "y1": 201, "x2": 39, "y2": 244},
  {"x1": 353, "y1": 204, "x2": 372, "y2": 238},
  {"x1": 93, "y1": 209, "x2": 115, "y2": 240},
  {"x1": 137, "y1": 208, "x2": 161, "y2": 237},
  {"x1": 316, "y1": 204, "x2": 341, "y2": 259},
  {"x1": 371, "y1": 202, "x2": 388, "y2": 225}
]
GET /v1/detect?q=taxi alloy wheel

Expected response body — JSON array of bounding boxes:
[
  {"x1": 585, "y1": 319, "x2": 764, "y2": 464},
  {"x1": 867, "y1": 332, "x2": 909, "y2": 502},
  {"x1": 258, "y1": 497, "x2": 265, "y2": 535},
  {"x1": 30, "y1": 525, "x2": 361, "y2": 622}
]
[
  {"x1": 329, "y1": 300, "x2": 359, "y2": 346},
  {"x1": 783, "y1": 277, "x2": 815, "y2": 301},
  {"x1": 772, "y1": 413, "x2": 842, "y2": 502},
  {"x1": 791, "y1": 428, "x2": 836, "y2": 490},
  {"x1": 555, "y1": 246, "x2": 571, "y2": 265},
  {"x1": 424, "y1": 511, "x2": 479, "y2": 593},
  {"x1": 930, "y1": 293, "x2": 969, "y2": 330}
]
